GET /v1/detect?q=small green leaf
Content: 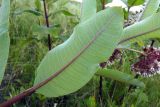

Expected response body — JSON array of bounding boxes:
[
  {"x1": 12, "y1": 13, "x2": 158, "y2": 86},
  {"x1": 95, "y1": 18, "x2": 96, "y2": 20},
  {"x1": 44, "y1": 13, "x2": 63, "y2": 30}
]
[
  {"x1": 32, "y1": 24, "x2": 59, "y2": 40},
  {"x1": 14, "y1": 9, "x2": 43, "y2": 16},
  {"x1": 96, "y1": 69, "x2": 145, "y2": 88},
  {"x1": 60, "y1": 10, "x2": 75, "y2": 16},
  {"x1": 128, "y1": 0, "x2": 145, "y2": 7}
]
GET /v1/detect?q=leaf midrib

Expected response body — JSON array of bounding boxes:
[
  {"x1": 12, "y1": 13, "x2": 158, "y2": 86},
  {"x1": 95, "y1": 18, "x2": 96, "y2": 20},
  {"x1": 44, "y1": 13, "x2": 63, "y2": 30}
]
[
  {"x1": 34, "y1": 12, "x2": 116, "y2": 90},
  {"x1": 119, "y1": 26, "x2": 160, "y2": 44}
]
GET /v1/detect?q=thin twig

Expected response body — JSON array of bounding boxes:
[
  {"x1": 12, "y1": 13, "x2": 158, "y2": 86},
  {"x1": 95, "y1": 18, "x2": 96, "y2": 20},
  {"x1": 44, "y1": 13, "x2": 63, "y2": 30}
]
[{"x1": 43, "y1": 0, "x2": 52, "y2": 50}]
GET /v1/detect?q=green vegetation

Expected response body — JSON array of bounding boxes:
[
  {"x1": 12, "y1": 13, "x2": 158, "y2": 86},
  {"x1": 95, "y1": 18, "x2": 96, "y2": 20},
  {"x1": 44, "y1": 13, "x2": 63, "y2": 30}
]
[{"x1": 0, "y1": 0, "x2": 160, "y2": 107}]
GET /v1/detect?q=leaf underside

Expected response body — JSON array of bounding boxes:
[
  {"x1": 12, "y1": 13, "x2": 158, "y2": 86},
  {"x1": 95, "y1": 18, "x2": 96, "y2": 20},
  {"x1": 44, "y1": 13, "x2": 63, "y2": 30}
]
[
  {"x1": 139, "y1": 0, "x2": 160, "y2": 21},
  {"x1": 34, "y1": 7, "x2": 124, "y2": 97},
  {"x1": 80, "y1": 0, "x2": 96, "y2": 22},
  {"x1": 119, "y1": 12, "x2": 160, "y2": 45},
  {"x1": 0, "y1": 0, "x2": 10, "y2": 84}
]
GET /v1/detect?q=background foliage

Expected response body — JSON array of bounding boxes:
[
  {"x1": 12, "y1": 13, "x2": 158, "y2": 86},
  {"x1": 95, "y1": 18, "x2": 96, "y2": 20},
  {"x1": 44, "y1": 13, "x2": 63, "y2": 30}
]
[{"x1": 0, "y1": 0, "x2": 160, "y2": 107}]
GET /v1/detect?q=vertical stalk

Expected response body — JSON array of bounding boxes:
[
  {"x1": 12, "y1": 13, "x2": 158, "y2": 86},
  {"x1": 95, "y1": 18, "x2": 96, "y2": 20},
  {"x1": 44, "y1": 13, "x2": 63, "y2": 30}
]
[
  {"x1": 99, "y1": 0, "x2": 106, "y2": 102},
  {"x1": 150, "y1": 40, "x2": 155, "y2": 47},
  {"x1": 119, "y1": 74, "x2": 139, "y2": 104},
  {"x1": 99, "y1": 76, "x2": 103, "y2": 100},
  {"x1": 119, "y1": 40, "x2": 155, "y2": 104},
  {"x1": 43, "y1": 0, "x2": 52, "y2": 50},
  {"x1": 102, "y1": 0, "x2": 105, "y2": 10}
]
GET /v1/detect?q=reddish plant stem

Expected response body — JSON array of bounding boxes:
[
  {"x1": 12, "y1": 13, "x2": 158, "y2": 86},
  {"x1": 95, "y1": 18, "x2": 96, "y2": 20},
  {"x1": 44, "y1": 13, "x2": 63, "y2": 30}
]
[
  {"x1": 43, "y1": 0, "x2": 52, "y2": 50},
  {"x1": 0, "y1": 88, "x2": 35, "y2": 107},
  {"x1": 0, "y1": 1, "x2": 53, "y2": 107},
  {"x1": 0, "y1": 59, "x2": 70, "y2": 107},
  {"x1": 0, "y1": 72, "x2": 55, "y2": 107},
  {"x1": 0, "y1": 0, "x2": 117, "y2": 106},
  {"x1": 0, "y1": 10, "x2": 111, "y2": 106}
]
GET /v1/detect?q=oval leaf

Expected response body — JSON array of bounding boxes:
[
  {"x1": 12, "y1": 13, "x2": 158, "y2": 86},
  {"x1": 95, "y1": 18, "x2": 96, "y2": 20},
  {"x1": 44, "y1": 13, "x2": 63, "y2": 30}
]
[{"x1": 34, "y1": 7, "x2": 124, "y2": 97}]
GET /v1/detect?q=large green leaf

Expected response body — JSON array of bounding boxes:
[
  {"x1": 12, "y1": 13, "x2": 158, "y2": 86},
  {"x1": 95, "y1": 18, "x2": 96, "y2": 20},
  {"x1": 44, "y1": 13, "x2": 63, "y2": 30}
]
[
  {"x1": 119, "y1": 12, "x2": 160, "y2": 45},
  {"x1": 0, "y1": 0, "x2": 10, "y2": 84},
  {"x1": 80, "y1": 0, "x2": 96, "y2": 22},
  {"x1": 34, "y1": 7, "x2": 123, "y2": 97},
  {"x1": 139, "y1": 0, "x2": 160, "y2": 21},
  {"x1": 96, "y1": 69, "x2": 145, "y2": 88}
]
